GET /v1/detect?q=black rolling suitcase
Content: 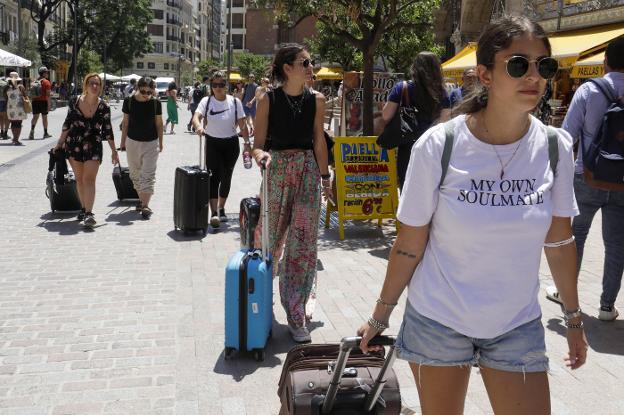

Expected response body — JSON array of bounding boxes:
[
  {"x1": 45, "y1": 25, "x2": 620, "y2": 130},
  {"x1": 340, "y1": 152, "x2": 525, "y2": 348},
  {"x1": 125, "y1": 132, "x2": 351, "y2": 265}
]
[
  {"x1": 278, "y1": 336, "x2": 401, "y2": 415},
  {"x1": 112, "y1": 158, "x2": 138, "y2": 200},
  {"x1": 239, "y1": 197, "x2": 260, "y2": 248},
  {"x1": 46, "y1": 150, "x2": 81, "y2": 213},
  {"x1": 173, "y1": 135, "x2": 210, "y2": 234}
]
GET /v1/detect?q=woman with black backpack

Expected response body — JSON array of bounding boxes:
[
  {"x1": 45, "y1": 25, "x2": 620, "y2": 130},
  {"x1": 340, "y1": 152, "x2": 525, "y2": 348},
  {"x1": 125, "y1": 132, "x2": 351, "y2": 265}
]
[{"x1": 381, "y1": 52, "x2": 451, "y2": 190}]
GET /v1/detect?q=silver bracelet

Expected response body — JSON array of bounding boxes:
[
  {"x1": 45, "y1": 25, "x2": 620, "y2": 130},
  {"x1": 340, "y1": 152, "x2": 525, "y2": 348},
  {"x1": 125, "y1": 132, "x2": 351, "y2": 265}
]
[
  {"x1": 564, "y1": 307, "x2": 582, "y2": 321},
  {"x1": 544, "y1": 235, "x2": 575, "y2": 248},
  {"x1": 368, "y1": 317, "x2": 388, "y2": 332},
  {"x1": 376, "y1": 298, "x2": 397, "y2": 308},
  {"x1": 565, "y1": 320, "x2": 584, "y2": 330}
]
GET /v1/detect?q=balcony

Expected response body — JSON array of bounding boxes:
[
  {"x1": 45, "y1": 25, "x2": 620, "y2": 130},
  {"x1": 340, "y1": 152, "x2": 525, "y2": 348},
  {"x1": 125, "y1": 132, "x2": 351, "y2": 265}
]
[
  {"x1": 166, "y1": 35, "x2": 179, "y2": 42},
  {"x1": 525, "y1": 0, "x2": 624, "y2": 21},
  {"x1": 166, "y1": 17, "x2": 181, "y2": 25},
  {"x1": 166, "y1": 0, "x2": 182, "y2": 9}
]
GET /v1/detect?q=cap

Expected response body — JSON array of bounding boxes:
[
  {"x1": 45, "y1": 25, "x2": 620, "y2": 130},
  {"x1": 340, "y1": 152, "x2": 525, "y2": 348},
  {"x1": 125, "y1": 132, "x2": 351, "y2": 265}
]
[
  {"x1": 9, "y1": 71, "x2": 22, "y2": 81},
  {"x1": 38, "y1": 66, "x2": 49, "y2": 74}
]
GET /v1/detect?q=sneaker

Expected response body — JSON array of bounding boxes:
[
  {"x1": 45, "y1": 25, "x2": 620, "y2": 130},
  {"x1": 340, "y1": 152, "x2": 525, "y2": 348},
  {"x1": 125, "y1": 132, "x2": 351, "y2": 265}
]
[
  {"x1": 210, "y1": 214, "x2": 220, "y2": 228},
  {"x1": 545, "y1": 286, "x2": 563, "y2": 305},
  {"x1": 141, "y1": 206, "x2": 153, "y2": 219},
  {"x1": 599, "y1": 305, "x2": 620, "y2": 321},
  {"x1": 83, "y1": 213, "x2": 96, "y2": 228},
  {"x1": 219, "y1": 208, "x2": 228, "y2": 222},
  {"x1": 77, "y1": 209, "x2": 86, "y2": 221},
  {"x1": 288, "y1": 324, "x2": 311, "y2": 343},
  {"x1": 43, "y1": 132, "x2": 52, "y2": 139},
  {"x1": 28, "y1": 131, "x2": 34, "y2": 140}
]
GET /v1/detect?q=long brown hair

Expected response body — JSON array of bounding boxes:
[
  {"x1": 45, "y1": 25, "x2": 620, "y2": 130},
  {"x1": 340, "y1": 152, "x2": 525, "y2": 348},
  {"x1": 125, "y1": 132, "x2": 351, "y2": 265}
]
[
  {"x1": 410, "y1": 52, "x2": 446, "y2": 121},
  {"x1": 456, "y1": 15, "x2": 552, "y2": 114}
]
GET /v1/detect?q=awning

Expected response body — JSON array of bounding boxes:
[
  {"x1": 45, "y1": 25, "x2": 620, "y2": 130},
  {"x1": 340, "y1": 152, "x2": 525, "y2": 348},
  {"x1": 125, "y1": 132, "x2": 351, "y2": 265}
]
[
  {"x1": 570, "y1": 51, "x2": 605, "y2": 78},
  {"x1": 121, "y1": 74, "x2": 141, "y2": 81},
  {"x1": 228, "y1": 72, "x2": 242, "y2": 83},
  {"x1": 0, "y1": 48, "x2": 32, "y2": 67},
  {"x1": 315, "y1": 67, "x2": 343, "y2": 80},
  {"x1": 98, "y1": 73, "x2": 121, "y2": 81},
  {"x1": 441, "y1": 43, "x2": 476, "y2": 80},
  {"x1": 550, "y1": 25, "x2": 624, "y2": 68}
]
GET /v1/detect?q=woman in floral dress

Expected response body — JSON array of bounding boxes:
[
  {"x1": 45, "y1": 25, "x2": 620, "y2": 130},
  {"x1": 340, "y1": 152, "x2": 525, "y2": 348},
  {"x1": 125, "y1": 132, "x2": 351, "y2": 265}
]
[{"x1": 6, "y1": 73, "x2": 28, "y2": 145}]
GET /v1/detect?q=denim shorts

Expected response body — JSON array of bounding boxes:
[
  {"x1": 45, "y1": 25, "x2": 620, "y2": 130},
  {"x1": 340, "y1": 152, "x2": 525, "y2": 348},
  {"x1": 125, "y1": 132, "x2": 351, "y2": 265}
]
[{"x1": 396, "y1": 302, "x2": 549, "y2": 373}]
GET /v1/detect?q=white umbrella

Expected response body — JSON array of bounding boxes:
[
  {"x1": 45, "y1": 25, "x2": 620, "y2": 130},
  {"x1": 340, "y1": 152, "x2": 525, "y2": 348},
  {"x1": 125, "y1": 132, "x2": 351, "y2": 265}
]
[
  {"x1": 121, "y1": 74, "x2": 141, "y2": 81},
  {"x1": 0, "y1": 48, "x2": 32, "y2": 67},
  {"x1": 98, "y1": 73, "x2": 121, "y2": 81}
]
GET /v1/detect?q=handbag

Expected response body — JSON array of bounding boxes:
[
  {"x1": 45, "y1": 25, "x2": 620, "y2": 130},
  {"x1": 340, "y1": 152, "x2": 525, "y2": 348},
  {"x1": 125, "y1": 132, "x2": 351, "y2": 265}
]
[
  {"x1": 23, "y1": 96, "x2": 32, "y2": 113},
  {"x1": 376, "y1": 81, "x2": 421, "y2": 149}
]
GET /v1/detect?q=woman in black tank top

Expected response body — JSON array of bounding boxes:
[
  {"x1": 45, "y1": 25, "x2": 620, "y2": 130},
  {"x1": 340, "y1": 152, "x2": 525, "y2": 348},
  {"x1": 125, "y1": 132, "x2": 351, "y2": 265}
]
[{"x1": 251, "y1": 45, "x2": 333, "y2": 343}]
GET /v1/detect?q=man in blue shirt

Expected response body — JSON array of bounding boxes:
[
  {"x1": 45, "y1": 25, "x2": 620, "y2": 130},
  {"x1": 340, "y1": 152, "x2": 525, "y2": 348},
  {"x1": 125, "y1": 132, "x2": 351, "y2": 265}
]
[
  {"x1": 545, "y1": 37, "x2": 624, "y2": 321},
  {"x1": 449, "y1": 68, "x2": 477, "y2": 109}
]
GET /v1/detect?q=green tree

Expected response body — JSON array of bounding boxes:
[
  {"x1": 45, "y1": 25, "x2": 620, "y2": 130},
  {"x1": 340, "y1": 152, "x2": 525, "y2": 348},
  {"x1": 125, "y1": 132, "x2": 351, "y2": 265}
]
[
  {"x1": 234, "y1": 52, "x2": 270, "y2": 80},
  {"x1": 196, "y1": 58, "x2": 222, "y2": 78},
  {"x1": 76, "y1": 49, "x2": 103, "y2": 77},
  {"x1": 254, "y1": 0, "x2": 440, "y2": 135},
  {"x1": 306, "y1": 22, "x2": 363, "y2": 71}
]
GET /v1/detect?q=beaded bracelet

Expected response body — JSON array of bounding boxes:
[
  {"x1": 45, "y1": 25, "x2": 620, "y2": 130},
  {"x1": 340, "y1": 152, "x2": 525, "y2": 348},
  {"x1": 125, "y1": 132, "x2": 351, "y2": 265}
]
[
  {"x1": 368, "y1": 317, "x2": 388, "y2": 332},
  {"x1": 544, "y1": 235, "x2": 575, "y2": 248}
]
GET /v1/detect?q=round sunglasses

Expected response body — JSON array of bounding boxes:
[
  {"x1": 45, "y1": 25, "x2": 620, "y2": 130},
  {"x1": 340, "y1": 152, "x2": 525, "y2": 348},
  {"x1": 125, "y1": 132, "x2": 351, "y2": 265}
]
[
  {"x1": 504, "y1": 56, "x2": 558, "y2": 80},
  {"x1": 211, "y1": 82, "x2": 226, "y2": 88},
  {"x1": 139, "y1": 89, "x2": 152, "y2": 95},
  {"x1": 294, "y1": 58, "x2": 316, "y2": 68}
]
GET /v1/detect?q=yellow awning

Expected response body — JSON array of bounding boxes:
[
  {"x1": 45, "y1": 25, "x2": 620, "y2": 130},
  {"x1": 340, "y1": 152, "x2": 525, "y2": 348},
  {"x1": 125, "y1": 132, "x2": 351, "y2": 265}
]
[
  {"x1": 441, "y1": 43, "x2": 476, "y2": 79},
  {"x1": 315, "y1": 67, "x2": 343, "y2": 80},
  {"x1": 228, "y1": 72, "x2": 242, "y2": 82},
  {"x1": 550, "y1": 25, "x2": 624, "y2": 68},
  {"x1": 570, "y1": 51, "x2": 605, "y2": 78}
]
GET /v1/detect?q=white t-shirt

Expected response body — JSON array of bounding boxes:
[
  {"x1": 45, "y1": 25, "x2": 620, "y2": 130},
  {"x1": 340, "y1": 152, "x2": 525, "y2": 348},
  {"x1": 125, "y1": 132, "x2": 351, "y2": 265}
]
[
  {"x1": 397, "y1": 114, "x2": 578, "y2": 339},
  {"x1": 195, "y1": 95, "x2": 245, "y2": 138}
]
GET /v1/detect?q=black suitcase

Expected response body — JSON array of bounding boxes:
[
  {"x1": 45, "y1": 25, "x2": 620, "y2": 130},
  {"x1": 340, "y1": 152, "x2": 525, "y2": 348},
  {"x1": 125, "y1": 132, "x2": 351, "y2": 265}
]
[
  {"x1": 112, "y1": 160, "x2": 138, "y2": 200},
  {"x1": 46, "y1": 150, "x2": 81, "y2": 213},
  {"x1": 239, "y1": 197, "x2": 260, "y2": 248},
  {"x1": 173, "y1": 136, "x2": 210, "y2": 234}
]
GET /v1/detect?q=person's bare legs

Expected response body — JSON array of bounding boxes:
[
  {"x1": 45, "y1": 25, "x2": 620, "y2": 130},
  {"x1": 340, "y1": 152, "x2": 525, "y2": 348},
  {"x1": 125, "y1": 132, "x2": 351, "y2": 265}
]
[
  {"x1": 218, "y1": 196, "x2": 227, "y2": 211},
  {"x1": 30, "y1": 114, "x2": 40, "y2": 138},
  {"x1": 481, "y1": 366, "x2": 550, "y2": 415},
  {"x1": 0, "y1": 112, "x2": 8, "y2": 137},
  {"x1": 409, "y1": 363, "x2": 471, "y2": 415},
  {"x1": 80, "y1": 160, "x2": 100, "y2": 212},
  {"x1": 10, "y1": 124, "x2": 22, "y2": 144},
  {"x1": 139, "y1": 192, "x2": 152, "y2": 209}
]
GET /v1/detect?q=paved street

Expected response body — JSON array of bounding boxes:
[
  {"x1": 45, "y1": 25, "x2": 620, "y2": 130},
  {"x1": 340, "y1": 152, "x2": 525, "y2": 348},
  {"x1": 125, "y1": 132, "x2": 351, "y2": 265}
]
[{"x1": 0, "y1": 103, "x2": 622, "y2": 415}]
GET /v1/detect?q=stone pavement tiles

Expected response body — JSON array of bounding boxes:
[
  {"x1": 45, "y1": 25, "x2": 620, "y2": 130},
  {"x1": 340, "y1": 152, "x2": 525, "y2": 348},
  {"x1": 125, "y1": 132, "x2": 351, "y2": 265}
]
[{"x1": 0, "y1": 104, "x2": 623, "y2": 414}]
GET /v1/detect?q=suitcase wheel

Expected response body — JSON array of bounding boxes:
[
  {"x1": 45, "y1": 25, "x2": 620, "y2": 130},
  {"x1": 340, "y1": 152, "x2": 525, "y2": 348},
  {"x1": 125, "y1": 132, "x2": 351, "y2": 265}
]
[
  {"x1": 224, "y1": 347, "x2": 236, "y2": 360},
  {"x1": 253, "y1": 349, "x2": 265, "y2": 362}
]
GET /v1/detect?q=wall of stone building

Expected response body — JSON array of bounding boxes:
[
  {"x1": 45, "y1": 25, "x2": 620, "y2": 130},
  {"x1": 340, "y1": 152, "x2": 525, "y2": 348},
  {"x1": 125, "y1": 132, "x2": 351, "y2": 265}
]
[{"x1": 245, "y1": 8, "x2": 277, "y2": 55}]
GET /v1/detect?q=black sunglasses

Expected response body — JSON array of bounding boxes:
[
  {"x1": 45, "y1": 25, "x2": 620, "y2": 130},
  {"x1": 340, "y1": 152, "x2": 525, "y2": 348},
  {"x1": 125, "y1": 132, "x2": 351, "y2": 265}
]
[
  {"x1": 294, "y1": 59, "x2": 316, "y2": 68},
  {"x1": 139, "y1": 89, "x2": 152, "y2": 95},
  {"x1": 212, "y1": 82, "x2": 226, "y2": 88},
  {"x1": 504, "y1": 56, "x2": 558, "y2": 80}
]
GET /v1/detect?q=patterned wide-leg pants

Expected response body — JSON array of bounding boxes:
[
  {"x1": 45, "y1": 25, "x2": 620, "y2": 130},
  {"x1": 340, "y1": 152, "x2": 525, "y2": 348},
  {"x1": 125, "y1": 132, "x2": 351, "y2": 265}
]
[{"x1": 255, "y1": 150, "x2": 321, "y2": 328}]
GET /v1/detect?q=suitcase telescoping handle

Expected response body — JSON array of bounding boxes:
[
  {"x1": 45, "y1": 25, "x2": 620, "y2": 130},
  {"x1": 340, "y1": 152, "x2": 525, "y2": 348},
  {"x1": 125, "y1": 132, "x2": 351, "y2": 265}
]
[
  {"x1": 199, "y1": 134, "x2": 206, "y2": 170},
  {"x1": 322, "y1": 335, "x2": 397, "y2": 414},
  {"x1": 260, "y1": 159, "x2": 269, "y2": 263}
]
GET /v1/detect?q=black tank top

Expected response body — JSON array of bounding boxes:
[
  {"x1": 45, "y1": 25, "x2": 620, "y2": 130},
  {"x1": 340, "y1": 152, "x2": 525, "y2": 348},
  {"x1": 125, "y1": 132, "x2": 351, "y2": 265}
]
[{"x1": 267, "y1": 87, "x2": 316, "y2": 150}]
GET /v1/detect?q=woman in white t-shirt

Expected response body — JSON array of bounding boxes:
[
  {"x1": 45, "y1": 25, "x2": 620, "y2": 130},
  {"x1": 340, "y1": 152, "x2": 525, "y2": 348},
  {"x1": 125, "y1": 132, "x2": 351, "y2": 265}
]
[
  {"x1": 358, "y1": 16, "x2": 588, "y2": 414},
  {"x1": 192, "y1": 71, "x2": 249, "y2": 228}
]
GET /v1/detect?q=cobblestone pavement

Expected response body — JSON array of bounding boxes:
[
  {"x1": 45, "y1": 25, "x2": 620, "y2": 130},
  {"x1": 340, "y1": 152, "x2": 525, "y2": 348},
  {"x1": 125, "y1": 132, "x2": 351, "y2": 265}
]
[{"x1": 0, "y1": 103, "x2": 622, "y2": 414}]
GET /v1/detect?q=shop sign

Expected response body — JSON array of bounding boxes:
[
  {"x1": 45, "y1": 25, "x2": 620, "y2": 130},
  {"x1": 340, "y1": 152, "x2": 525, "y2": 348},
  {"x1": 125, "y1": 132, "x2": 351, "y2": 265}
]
[
  {"x1": 331, "y1": 136, "x2": 399, "y2": 240},
  {"x1": 571, "y1": 64, "x2": 604, "y2": 78}
]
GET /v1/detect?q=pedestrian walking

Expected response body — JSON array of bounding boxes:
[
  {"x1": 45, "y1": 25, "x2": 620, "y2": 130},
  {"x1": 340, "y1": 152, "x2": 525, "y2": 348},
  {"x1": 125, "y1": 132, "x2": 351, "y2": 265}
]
[
  {"x1": 53, "y1": 73, "x2": 118, "y2": 228},
  {"x1": 358, "y1": 16, "x2": 587, "y2": 414},
  {"x1": 251, "y1": 45, "x2": 333, "y2": 343},
  {"x1": 164, "y1": 82, "x2": 178, "y2": 134},
  {"x1": 29, "y1": 66, "x2": 52, "y2": 140},
  {"x1": 6, "y1": 73, "x2": 28, "y2": 146},
  {"x1": 242, "y1": 74, "x2": 258, "y2": 135},
  {"x1": 192, "y1": 71, "x2": 249, "y2": 228},
  {"x1": 120, "y1": 77, "x2": 164, "y2": 219},
  {"x1": 449, "y1": 68, "x2": 478, "y2": 110},
  {"x1": 124, "y1": 78, "x2": 137, "y2": 97},
  {"x1": 247, "y1": 78, "x2": 271, "y2": 117},
  {"x1": 381, "y1": 52, "x2": 451, "y2": 190},
  {"x1": 232, "y1": 81, "x2": 244, "y2": 102},
  {"x1": 545, "y1": 36, "x2": 624, "y2": 321},
  {"x1": 187, "y1": 81, "x2": 202, "y2": 132},
  {"x1": 0, "y1": 76, "x2": 9, "y2": 140}
]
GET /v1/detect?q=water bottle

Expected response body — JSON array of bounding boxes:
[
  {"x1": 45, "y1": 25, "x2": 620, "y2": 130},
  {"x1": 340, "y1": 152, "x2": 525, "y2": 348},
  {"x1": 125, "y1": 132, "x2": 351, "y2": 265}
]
[{"x1": 243, "y1": 148, "x2": 252, "y2": 169}]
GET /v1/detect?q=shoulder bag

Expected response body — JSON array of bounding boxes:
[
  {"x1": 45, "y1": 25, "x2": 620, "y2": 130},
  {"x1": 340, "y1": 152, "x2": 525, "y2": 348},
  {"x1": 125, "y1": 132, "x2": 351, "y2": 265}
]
[{"x1": 376, "y1": 81, "x2": 421, "y2": 149}]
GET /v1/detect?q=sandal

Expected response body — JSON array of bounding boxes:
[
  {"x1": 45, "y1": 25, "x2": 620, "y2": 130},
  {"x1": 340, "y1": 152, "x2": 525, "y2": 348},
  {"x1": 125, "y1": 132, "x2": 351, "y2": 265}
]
[{"x1": 141, "y1": 206, "x2": 153, "y2": 219}]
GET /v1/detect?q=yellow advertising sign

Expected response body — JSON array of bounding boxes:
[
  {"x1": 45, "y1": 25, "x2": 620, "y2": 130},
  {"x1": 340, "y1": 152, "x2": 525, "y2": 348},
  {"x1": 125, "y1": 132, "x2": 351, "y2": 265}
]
[
  {"x1": 330, "y1": 136, "x2": 399, "y2": 240},
  {"x1": 570, "y1": 64, "x2": 604, "y2": 78}
]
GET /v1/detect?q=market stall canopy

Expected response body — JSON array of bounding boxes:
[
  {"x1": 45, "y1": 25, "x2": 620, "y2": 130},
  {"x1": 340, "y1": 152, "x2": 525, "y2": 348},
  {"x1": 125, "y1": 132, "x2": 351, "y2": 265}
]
[
  {"x1": 121, "y1": 74, "x2": 141, "y2": 81},
  {"x1": 228, "y1": 72, "x2": 242, "y2": 83},
  {"x1": 0, "y1": 48, "x2": 32, "y2": 67},
  {"x1": 441, "y1": 43, "x2": 476, "y2": 80},
  {"x1": 315, "y1": 67, "x2": 343, "y2": 80},
  {"x1": 98, "y1": 73, "x2": 121, "y2": 81},
  {"x1": 550, "y1": 25, "x2": 624, "y2": 68},
  {"x1": 570, "y1": 51, "x2": 605, "y2": 78}
]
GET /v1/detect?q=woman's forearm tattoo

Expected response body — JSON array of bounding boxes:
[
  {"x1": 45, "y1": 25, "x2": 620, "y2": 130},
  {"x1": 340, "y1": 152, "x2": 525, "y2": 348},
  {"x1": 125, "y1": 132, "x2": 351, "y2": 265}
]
[{"x1": 396, "y1": 249, "x2": 417, "y2": 258}]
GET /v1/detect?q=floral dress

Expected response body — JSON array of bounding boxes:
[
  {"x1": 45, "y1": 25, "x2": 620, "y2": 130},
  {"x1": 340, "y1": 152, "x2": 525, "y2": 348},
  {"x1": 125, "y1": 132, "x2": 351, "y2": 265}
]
[
  {"x1": 6, "y1": 86, "x2": 27, "y2": 121},
  {"x1": 62, "y1": 96, "x2": 114, "y2": 162}
]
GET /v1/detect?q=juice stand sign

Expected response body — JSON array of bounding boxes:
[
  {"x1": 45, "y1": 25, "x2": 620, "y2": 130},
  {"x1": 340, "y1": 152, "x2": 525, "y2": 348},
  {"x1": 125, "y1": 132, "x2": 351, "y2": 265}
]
[{"x1": 331, "y1": 136, "x2": 399, "y2": 240}]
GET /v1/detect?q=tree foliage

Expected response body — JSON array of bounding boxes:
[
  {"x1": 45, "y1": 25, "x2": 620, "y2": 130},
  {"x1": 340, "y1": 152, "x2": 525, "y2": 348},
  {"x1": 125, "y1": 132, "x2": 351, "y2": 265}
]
[
  {"x1": 76, "y1": 49, "x2": 103, "y2": 77},
  {"x1": 234, "y1": 52, "x2": 270, "y2": 79},
  {"x1": 306, "y1": 22, "x2": 362, "y2": 71},
  {"x1": 196, "y1": 58, "x2": 222, "y2": 79},
  {"x1": 253, "y1": 0, "x2": 441, "y2": 134}
]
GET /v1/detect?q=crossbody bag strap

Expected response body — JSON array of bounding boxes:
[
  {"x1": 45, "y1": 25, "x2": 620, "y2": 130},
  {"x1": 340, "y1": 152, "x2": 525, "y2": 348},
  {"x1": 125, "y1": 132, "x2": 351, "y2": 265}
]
[
  {"x1": 546, "y1": 126, "x2": 559, "y2": 177},
  {"x1": 588, "y1": 78, "x2": 618, "y2": 103},
  {"x1": 400, "y1": 81, "x2": 410, "y2": 107},
  {"x1": 203, "y1": 95, "x2": 212, "y2": 129},
  {"x1": 439, "y1": 119, "x2": 456, "y2": 188}
]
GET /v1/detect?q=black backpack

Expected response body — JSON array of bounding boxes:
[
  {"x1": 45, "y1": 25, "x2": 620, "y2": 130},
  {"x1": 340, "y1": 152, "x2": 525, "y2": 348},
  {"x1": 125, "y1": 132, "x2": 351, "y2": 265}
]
[
  {"x1": 192, "y1": 88, "x2": 204, "y2": 103},
  {"x1": 581, "y1": 78, "x2": 624, "y2": 191}
]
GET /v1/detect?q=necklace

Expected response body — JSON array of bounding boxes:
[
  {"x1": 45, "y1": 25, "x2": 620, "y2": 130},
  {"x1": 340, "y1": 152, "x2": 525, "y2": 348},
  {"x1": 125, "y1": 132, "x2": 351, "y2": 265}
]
[
  {"x1": 481, "y1": 113, "x2": 528, "y2": 180},
  {"x1": 282, "y1": 88, "x2": 306, "y2": 118}
]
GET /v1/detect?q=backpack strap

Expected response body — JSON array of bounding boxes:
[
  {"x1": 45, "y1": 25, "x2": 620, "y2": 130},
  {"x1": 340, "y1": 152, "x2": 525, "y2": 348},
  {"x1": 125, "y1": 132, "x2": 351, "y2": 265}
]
[
  {"x1": 439, "y1": 119, "x2": 455, "y2": 188},
  {"x1": 400, "y1": 81, "x2": 410, "y2": 107},
  {"x1": 546, "y1": 126, "x2": 559, "y2": 177},
  {"x1": 203, "y1": 95, "x2": 212, "y2": 129},
  {"x1": 587, "y1": 78, "x2": 618, "y2": 103},
  {"x1": 232, "y1": 95, "x2": 238, "y2": 128}
]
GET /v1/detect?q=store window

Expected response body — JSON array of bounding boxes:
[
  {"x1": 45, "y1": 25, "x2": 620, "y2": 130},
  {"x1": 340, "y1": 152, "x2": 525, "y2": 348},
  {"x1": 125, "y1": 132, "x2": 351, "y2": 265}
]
[
  {"x1": 137, "y1": 62, "x2": 144, "y2": 69},
  {"x1": 148, "y1": 62, "x2": 155, "y2": 69},
  {"x1": 164, "y1": 63, "x2": 169, "y2": 70}
]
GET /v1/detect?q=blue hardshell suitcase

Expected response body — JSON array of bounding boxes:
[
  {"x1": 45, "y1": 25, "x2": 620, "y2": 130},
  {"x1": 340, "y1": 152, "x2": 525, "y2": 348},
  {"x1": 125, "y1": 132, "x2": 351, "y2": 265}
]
[{"x1": 224, "y1": 162, "x2": 272, "y2": 361}]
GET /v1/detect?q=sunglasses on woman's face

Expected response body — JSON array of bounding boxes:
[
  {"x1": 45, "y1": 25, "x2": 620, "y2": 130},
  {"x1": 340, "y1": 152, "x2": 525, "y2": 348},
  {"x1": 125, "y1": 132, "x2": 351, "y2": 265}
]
[
  {"x1": 294, "y1": 59, "x2": 315, "y2": 68},
  {"x1": 212, "y1": 83, "x2": 226, "y2": 88},
  {"x1": 139, "y1": 89, "x2": 152, "y2": 95},
  {"x1": 504, "y1": 56, "x2": 558, "y2": 80},
  {"x1": 88, "y1": 81, "x2": 100, "y2": 87}
]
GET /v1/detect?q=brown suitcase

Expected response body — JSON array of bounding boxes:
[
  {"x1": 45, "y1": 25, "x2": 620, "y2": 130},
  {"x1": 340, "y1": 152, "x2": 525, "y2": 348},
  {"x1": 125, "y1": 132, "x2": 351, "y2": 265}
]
[{"x1": 278, "y1": 336, "x2": 401, "y2": 415}]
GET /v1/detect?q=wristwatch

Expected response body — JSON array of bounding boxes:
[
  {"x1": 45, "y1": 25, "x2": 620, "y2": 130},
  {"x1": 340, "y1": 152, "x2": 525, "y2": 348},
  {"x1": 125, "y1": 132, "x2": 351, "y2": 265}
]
[{"x1": 563, "y1": 307, "x2": 582, "y2": 322}]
